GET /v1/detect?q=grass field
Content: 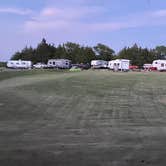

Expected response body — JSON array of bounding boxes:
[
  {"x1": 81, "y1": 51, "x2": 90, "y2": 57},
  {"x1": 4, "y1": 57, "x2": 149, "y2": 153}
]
[{"x1": 0, "y1": 70, "x2": 166, "y2": 166}]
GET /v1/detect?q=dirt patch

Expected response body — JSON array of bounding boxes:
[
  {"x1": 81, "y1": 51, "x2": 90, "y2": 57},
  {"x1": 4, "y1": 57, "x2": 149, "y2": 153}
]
[{"x1": 159, "y1": 97, "x2": 166, "y2": 105}]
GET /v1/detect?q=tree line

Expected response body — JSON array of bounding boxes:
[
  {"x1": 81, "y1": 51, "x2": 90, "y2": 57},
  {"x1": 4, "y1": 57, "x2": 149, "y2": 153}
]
[
  {"x1": 0, "y1": 62, "x2": 6, "y2": 67},
  {"x1": 11, "y1": 38, "x2": 166, "y2": 67}
]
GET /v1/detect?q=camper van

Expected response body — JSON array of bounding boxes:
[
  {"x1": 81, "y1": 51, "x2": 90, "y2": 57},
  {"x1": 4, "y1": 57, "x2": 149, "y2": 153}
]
[
  {"x1": 7, "y1": 60, "x2": 32, "y2": 69},
  {"x1": 47, "y1": 59, "x2": 71, "y2": 69},
  {"x1": 91, "y1": 60, "x2": 108, "y2": 69},
  {"x1": 108, "y1": 59, "x2": 130, "y2": 71},
  {"x1": 152, "y1": 60, "x2": 166, "y2": 71}
]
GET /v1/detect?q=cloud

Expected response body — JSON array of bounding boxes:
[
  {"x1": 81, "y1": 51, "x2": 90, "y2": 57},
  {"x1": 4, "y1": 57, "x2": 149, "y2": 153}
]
[
  {"x1": 152, "y1": 9, "x2": 166, "y2": 17},
  {"x1": 0, "y1": 7, "x2": 33, "y2": 15},
  {"x1": 40, "y1": 7, "x2": 103, "y2": 19},
  {"x1": 23, "y1": 6, "x2": 166, "y2": 34},
  {"x1": 87, "y1": 9, "x2": 166, "y2": 31},
  {"x1": 24, "y1": 6, "x2": 104, "y2": 32},
  {"x1": 25, "y1": 20, "x2": 69, "y2": 31}
]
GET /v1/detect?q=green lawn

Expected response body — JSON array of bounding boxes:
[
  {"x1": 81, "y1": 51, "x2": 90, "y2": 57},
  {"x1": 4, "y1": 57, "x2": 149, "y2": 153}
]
[{"x1": 0, "y1": 70, "x2": 166, "y2": 166}]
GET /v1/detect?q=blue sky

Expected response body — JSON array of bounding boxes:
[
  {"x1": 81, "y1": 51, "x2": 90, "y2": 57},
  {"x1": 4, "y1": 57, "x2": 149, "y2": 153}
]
[{"x1": 1, "y1": 0, "x2": 166, "y2": 61}]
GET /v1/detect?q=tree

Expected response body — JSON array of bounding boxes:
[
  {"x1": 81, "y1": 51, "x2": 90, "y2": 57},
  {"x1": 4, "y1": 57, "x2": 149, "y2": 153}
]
[
  {"x1": 10, "y1": 38, "x2": 165, "y2": 66},
  {"x1": 11, "y1": 51, "x2": 22, "y2": 60},
  {"x1": 117, "y1": 44, "x2": 156, "y2": 67},
  {"x1": 34, "y1": 38, "x2": 55, "y2": 63},
  {"x1": 81, "y1": 46, "x2": 96, "y2": 64},
  {"x1": 93, "y1": 43, "x2": 115, "y2": 61},
  {"x1": 155, "y1": 46, "x2": 166, "y2": 59},
  {"x1": 63, "y1": 42, "x2": 82, "y2": 63}
]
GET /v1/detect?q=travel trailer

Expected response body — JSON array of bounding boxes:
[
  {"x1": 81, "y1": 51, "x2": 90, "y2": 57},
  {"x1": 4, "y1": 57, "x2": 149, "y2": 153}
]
[
  {"x1": 7, "y1": 60, "x2": 32, "y2": 69},
  {"x1": 47, "y1": 59, "x2": 71, "y2": 69},
  {"x1": 108, "y1": 59, "x2": 130, "y2": 71},
  {"x1": 91, "y1": 60, "x2": 108, "y2": 69},
  {"x1": 152, "y1": 60, "x2": 166, "y2": 71}
]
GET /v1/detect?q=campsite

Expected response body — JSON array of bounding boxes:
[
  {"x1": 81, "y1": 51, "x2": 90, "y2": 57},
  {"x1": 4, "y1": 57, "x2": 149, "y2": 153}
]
[
  {"x1": 0, "y1": 69, "x2": 166, "y2": 166},
  {"x1": 1, "y1": 0, "x2": 166, "y2": 165}
]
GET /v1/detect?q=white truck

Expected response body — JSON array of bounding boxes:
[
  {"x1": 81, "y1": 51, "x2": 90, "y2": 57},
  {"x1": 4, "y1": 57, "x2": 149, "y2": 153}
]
[
  {"x1": 108, "y1": 59, "x2": 130, "y2": 71},
  {"x1": 7, "y1": 60, "x2": 32, "y2": 69},
  {"x1": 91, "y1": 60, "x2": 108, "y2": 69}
]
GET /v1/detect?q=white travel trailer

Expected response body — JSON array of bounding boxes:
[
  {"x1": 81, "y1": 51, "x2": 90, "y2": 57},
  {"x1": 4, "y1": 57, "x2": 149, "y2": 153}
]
[
  {"x1": 91, "y1": 60, "x2": 108, "y2": 69},
  {"x1": 47, "y1": 59, "x2": 71, "y2": 69},
  {"x1": 152, "y1": 60, "x2": 166, "y2": 71},
  {"x1": 7, "y1": 60, "x2": 32, "y2": 69},
  {"x1": 108, "y1": 59, "x2": 130, "y2": 71}
]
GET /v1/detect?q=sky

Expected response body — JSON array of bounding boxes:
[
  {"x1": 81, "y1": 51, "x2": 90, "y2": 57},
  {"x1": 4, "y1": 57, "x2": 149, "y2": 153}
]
[{"x1": 1, "y1": 0, "x2": 166, "y2": 61}]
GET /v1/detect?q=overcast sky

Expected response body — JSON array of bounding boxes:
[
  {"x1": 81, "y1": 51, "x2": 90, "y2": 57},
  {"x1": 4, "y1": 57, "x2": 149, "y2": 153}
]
[{"x1": 1, "y1": 0, "x2": 166, "y2": 61}]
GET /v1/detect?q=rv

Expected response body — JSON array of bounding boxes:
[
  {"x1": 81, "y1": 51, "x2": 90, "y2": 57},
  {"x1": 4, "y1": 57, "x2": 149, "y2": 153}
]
[
  {"x1": 47, "y1": 59, "x2": 71, "y2": 69},
  {"x1": 7, "y1": 60, "x2": 32, "y2": 69},
  {"x1": 91, "y1": 60, "x2": 108, "y2": 69},
  {"x1": 108, "y1": 59, "x2": 130, "y2": 71},
  {"x1": 152, "y1": 60, "x2": 166, "y2": 71}
]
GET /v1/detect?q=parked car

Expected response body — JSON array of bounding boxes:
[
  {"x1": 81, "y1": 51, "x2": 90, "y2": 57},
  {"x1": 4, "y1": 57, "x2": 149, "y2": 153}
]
[
  {"x1": 33, "y1": 63, "x2": 47, "y2": 69},
  {"x1": 71, "y1": 63, "x2": 90, "y2": 70},
  {"x1": 143, "y1": 64, "x2": 152, "y2": 70},
  {"x1": 149, "y1": 67, "x2": 157, "y2": 71},
  {"x1": 69, "y1": 66, "x2": 82, "y2": 72},
  {"x1": 129, "y1": 65, "x2": 139, "y2": 70},
  {"x1": 79, "y1": 63, "x2": 90, "y2": 70}
]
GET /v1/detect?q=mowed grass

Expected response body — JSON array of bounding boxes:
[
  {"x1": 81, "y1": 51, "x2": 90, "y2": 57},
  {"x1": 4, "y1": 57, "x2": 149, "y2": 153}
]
[{"x1": 0, "y1": 70, "x2": 166, "y2": 166}]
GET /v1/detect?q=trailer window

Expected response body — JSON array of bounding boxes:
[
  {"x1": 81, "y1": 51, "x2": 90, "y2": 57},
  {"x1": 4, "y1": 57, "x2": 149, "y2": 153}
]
[
  {"x1": 161, "y1": 63, "x2": 164, "y2": 67},
  {"x1": 155, "y1": 62, "x2": 158, "y2": 64},
  {"x1": 53, "y1": 62, "x2": 55, "y2": 65},
  {"x1": 49, "y1": 62, "x2": 52, "y2": 64},
  {"x1": 66, "y1": 62, "x2": 68, "y2": 65}
]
